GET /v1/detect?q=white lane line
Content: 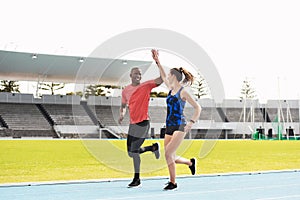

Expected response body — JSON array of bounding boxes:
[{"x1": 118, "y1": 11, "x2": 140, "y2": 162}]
[
  {"x1": 254, "y1": 194, "x2": 300, "y2": 200},
  {"x1": 97, "y1": 183, "x2": 300, "y2": 200}
]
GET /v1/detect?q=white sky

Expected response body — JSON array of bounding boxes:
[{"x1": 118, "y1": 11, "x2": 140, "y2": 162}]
[{"x1": 1, "y1": 0, "x2": 300, "y2": 102}]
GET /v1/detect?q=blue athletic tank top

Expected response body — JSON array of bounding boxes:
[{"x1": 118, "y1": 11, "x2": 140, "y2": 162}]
[{"x1": 166, "y1": 87, "x2": 186, "y2": 126}]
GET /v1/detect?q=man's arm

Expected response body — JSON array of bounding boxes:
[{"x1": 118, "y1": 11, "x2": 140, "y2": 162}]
[
  {"x1": 152, "y1": 49, "x2": 171, "y2": 89},
  {"x1": 154, "y1": 76, "x2": 163, "y2": 86},
  {"x1": 118, "y1": 103, "x2": 127, "y2": 124}
]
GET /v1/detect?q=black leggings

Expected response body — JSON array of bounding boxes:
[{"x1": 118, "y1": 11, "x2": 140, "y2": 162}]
[
  {"x1": 127, "y1": 120, "x2": 152, "y2": 176},
  {"x1": 127, "y1": 135, "x2": 146, "y2": 156}
]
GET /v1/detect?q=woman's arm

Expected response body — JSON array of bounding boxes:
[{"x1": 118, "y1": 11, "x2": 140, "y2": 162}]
[
  {"x1": 181, "y1": 89, "x2": 202, "y2": 133},
  {"x1": 151, "y1": 49, "x2": 171, "y2": 89}
]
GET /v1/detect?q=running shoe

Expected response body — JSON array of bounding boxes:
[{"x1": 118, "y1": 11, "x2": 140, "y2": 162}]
[
  {"x1": 152, "y1": 142, "x2": 160, "y2": 159},
  {"x1": 127, "y1": 178, "x2": 141, "y2": 188},
  {"x1": 163, "y1": 182, "x2": 177, "y2": 190},
  {"x1": 189, "y1": 158, "x2": 196, "y2": 175}
]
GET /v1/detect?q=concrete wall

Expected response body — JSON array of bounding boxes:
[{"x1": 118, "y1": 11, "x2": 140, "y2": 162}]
[{"x1": 0, "y1": 93, "x2": 81, "y2": 104}]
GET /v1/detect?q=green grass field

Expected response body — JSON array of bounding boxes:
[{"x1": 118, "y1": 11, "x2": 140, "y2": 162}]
[{"x1": 0, "y1": 139, "x2": 300, "y2": 184}]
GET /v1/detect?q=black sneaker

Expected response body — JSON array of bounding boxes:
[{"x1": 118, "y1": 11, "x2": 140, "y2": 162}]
[
  {"x1": 127, "y1": 178, "x2": 141, "y2": 188},
  {"x1": 189, "y1": 158, "x2": 196, "y2": 175},
  {"x1": 164, "y1": 182, "x2": 177, "y2": 190},
  {"x1": 152, "y1": 142, "x2": 160, "y2": 159}
]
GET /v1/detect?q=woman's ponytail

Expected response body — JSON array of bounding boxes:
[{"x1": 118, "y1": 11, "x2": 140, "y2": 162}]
[
  {"x1": 171, "y1": 67, "x2": 194, "y2": 86},
  {"x1": 179, "y1": 67, "x2": 194, "y2": 86}
]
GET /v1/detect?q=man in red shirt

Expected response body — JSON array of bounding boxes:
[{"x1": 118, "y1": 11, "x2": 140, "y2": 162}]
[{"x1": 119, "y1": 67, "x2": 163, "y2": 188}]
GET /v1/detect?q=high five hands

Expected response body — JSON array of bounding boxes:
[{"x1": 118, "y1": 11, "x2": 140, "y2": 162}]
[{"x1": 151, "y1": 49, "x2": 160, "y2": 64}]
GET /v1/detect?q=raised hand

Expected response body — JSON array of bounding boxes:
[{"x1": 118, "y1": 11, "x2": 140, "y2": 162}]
[{"x1": 151, "y1": 49, "x2": 159, "y2": 63}]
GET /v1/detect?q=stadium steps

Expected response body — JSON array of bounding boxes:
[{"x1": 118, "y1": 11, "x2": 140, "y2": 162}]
[
  {"x1": 260, "y1": 107, "x2": 271, "y2": 122},
  {"x1": 0, "y1": 103, "x2": 56, "y2": 137},
  {"x1": 35, "y1": 104, "x2": 60, "y2": 138},
  {"x1": 80, "y1": 101, "x2": 102, "y2": 127},
  {"x1": 0, "y1": 128, "x2": 13, "y2": 137},
  {"x1": 92, "y1": 105, "x2": 130, "y2": 126},
  {"x1": 148, "y1": 106, "x2": 167, "y2": 123},
  {"x1": 42, "y1": 104, "x2": 95, "y2": 125},
  {"x1": 11, "y1": 130, "x2": 57, "y2": 138},
  {"x1": 89, "y1": 105, "x2": 129, "y2": 138},
  {"x1": 0, "y1": 114, "x2": 8, "y2": 128},
  {"x1": 99, "y1": 128, "x2": 120, "y2": 139},
  {"x1": 225, "y1": 108, "x2": 265, "y2": 122},
  {"x1": 254, "y1": 108, "x2": 265, "y2": 122},
  {"x1": 36, "y1": 104, "x2": 55, "y2": 126},
  {"x1": 216, "y1": 107, "x2": 229, "y2": 122},
  {"x1": 184, "y1": 107, "x2": 223, "y2": 122},
  {"x1": 0, "y1": 103, "x2": 53, "y2": 130},
  {"x1": 224, "y1": 108, "x2": 243, "y2": 122}
]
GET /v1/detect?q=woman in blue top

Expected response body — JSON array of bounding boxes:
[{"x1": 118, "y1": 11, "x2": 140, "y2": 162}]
[{"x1": 152, "y1": 49, "x2": 201, "y2": 190}]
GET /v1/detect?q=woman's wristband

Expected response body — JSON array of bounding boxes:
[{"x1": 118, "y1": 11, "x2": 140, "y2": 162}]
[{"x1": 189, "y1": 119, "x2": 195, "y2": 123}]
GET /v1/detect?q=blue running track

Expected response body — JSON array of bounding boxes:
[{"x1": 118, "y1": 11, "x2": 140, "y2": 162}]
[{"x1": 1, "y1": 170, "x2": 300, "y2": 200}]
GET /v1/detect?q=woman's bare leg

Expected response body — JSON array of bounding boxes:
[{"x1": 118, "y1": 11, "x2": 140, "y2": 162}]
[{"x1": 164, "y1": 131, "x2": 187, "y2": 183}]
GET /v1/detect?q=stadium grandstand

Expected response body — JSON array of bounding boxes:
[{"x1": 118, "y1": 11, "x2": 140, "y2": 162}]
[{"x1": 0, "y1": 49, "x2": 299, "y2": 140}]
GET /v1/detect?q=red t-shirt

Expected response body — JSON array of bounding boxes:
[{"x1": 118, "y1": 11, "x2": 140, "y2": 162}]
[{"x1": 122, "y1": 80, "x2": 157, "y2": 124}]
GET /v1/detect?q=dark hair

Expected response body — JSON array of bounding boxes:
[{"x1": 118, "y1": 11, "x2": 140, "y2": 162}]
[
  {"x1": 130, "y1": 67, "x2": 141, "y2": 74},
  {"x1": 170, "y1": 67, "x2": 194, "y2": 86}
]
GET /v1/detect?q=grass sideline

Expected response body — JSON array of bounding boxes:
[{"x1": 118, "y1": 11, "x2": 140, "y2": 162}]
[{"x1": 0, "y1": 139, "x2": 300, "y2": 183}]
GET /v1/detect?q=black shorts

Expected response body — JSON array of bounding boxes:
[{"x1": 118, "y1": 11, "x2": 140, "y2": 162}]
[
  {"x1": 127, "y1": 120, "x2": 150, "y2": 153},
  {"x1": 165, "y1": 124, "x2": 186, "y2": 136},
  {"x1": 128, "y1": 120, "x2": 150, "y2": 138}
]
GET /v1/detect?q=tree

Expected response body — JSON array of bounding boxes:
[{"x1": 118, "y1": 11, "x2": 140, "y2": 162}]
[
  {"x1": 38, "y1": 82, "x2": 65, "y2": 95},
  {"x1": 85, "y1": 84, "x2": 120, "y2": 98},
  {"x1": 240, "y1": 79, "x2": 256, "y2": 100},
  {"x1": 157, "y1": 92, "x2": 168, "y2": 97},
  {"x1": 240, "y1": 78, "x2": 257, "y2": 124},
  {"x1": 0, "y1": 80, "x2": 20, "y2": 93},
  {"x1": 191, "y1": 73, "x2": 208, "y2": 99},
  {"x1": 150, "y1": 91, "x2": 168, "y2": 98},
  {"x1": 150, "y1": 91, "x2": 158, "y2": 97},
  {"x1": 66, "y1": 91, "x2": 83, "y2": 97}
]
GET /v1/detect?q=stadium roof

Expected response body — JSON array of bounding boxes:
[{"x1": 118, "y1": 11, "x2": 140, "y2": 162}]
[{"x1": 0, "y1": 50, "x2": 152, "y2": 85}]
